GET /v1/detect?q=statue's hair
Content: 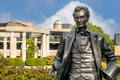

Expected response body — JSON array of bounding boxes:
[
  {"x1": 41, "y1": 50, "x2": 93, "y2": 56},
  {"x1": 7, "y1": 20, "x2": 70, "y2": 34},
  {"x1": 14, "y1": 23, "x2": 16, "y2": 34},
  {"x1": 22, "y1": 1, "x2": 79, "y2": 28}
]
[{"x1": 73, "y1": 6, "x2": 90, "y2": 19}]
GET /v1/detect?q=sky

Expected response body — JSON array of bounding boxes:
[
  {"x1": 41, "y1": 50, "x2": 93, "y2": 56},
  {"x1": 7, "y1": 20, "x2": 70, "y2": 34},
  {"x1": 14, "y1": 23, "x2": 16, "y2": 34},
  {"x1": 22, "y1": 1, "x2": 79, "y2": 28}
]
[{"x1": 0, "y1": 0, "x2": 120, "y2": 38}]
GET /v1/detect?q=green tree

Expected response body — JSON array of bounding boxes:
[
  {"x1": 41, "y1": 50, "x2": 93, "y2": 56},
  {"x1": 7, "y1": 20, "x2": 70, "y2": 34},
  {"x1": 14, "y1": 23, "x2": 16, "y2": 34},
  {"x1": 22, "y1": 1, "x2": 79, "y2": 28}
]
[
  {"x1": 26, "y1": 38, "x2": 34, "y2": 58},
  {"x1": 87, "y1": 23, "x2": 114, "y2": 50}
]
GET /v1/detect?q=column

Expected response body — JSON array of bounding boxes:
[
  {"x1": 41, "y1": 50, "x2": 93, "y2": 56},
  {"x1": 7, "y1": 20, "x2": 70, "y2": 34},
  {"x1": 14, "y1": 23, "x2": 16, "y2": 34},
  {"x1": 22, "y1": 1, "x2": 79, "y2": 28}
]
[
  {"x1": 14, "y1": 38, "x2": 17, "y2": 57},
  {"x1": 34, "y1": 37, "x2": 38, "y2": 58},
  {"x1": 22, "y1": 32, "x2": 26, "y2": 62},
  {"x1": 10, "y1": 32, "x2": 16, "y2": 58},
  {"x1": 41, "y1": 33, "x2": 47, "y2": 58},
  {"x1": 46, "y1": 34, "x2": 50, "y2": 56},
  {"x1": 3, "y1": 37, "x2": 7, "y2": 58}
]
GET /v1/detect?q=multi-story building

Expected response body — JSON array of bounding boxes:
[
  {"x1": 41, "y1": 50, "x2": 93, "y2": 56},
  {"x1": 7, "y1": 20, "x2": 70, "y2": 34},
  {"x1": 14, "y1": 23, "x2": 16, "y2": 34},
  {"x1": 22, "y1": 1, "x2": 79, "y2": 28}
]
[
  {"x1": 0, "y1": 20, "x2": 71, "y2": 61},
  {"x1": 0, "y1": 21, "x2": 34, "y2": 56}
]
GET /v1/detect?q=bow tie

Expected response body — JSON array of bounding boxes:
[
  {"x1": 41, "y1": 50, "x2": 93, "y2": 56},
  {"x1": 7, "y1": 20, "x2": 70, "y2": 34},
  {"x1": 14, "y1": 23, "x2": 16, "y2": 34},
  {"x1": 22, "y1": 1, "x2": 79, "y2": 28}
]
[{"x1": 76, "y1": 30, "x2": 89, "y2": 36}]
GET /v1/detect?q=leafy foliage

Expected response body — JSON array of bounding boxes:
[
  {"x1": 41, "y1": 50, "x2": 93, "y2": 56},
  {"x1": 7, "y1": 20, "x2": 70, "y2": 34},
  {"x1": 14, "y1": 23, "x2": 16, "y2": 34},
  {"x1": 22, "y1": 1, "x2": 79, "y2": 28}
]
[
  {"x1": 5, "y1": 58, "x2": 24, "y2": 66},
  {"x1": 0, "y1": 55, "x2": 55, "y2": 80},
  {"x1": 0, "y1": 66, "x2": 54, "y2": 80},
  {"x1": 25, "y1": 57, "x2": 54, "y2": 66},
  {"x1": 87, "y1": 23, "x2": 114, "y2": 49},
  {"x1": 26, "y1": 38, "x2": 34, "y2": 58},
  {"x1": 25, "y1": 58, "x2": 46, "y2": 66},
  {"x1": 116, "y1": 57, "x2": 120, "y2": 66},
  {"x1": 42, "y1": 56, "x2": 54, "y2": 65}
]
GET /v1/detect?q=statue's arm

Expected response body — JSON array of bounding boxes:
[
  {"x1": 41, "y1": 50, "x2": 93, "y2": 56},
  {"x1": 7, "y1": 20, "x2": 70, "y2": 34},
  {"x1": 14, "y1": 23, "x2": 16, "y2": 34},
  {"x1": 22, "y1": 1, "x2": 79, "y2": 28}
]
[{"x1": 101, "y1": 37, "x2": 116, "y2": 64}]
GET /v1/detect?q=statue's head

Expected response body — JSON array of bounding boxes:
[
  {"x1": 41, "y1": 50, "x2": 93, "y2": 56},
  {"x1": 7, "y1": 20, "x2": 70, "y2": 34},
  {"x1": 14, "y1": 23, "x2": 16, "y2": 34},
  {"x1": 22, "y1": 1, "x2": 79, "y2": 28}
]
[{"x1": 73, "y1": 6, "x2": 90, "y2": 28}]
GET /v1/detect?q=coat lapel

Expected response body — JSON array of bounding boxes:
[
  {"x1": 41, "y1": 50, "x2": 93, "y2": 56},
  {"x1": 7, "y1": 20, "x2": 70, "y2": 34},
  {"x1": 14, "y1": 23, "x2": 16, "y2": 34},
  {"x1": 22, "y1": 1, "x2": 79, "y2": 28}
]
[
  {"x1": 62, "y1": 30, "x2": 75, "y2": 66},
  {"x1": 90, "y1": 32, "x2": 101, "y2": 70}
]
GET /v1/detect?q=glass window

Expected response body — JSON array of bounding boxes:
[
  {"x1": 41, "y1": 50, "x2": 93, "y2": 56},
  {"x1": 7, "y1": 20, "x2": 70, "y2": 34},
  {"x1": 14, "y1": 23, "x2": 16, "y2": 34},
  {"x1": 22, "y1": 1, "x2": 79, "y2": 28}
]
[
  {"x1": 0, "y1": 37, "x2": 4, "y2": 41},
  {"x1": 50, "y1": 32, "x2": 63, "y2": 42},
  {"x1": 38, "y1": 43, "x2": 41, "y2": 49},
  {"x1": 7, "y1": 42, "x2": 10, "y2": 49},
  {"x1": 50, "y1": 43, "x2": 59, "y2": 50},
  {"x1": 17, "y1": 43, "x2": 22, "y2": 49},
  {"x1": 115, "y1": 34, "x2": 120, "y2": 45},
  {"x1": 0, "y1": 42, "x2": 3, "y2": 49},
  {"x1": 7, "y1": 37, "x2": 10, "y2": 41}
]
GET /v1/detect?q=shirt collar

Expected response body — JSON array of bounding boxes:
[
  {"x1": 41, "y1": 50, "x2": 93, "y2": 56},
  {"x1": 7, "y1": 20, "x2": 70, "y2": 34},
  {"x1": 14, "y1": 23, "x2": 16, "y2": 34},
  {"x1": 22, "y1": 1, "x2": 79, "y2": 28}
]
[{"x1": 76, "y1": 27, "x2": 90, "y2": 34}]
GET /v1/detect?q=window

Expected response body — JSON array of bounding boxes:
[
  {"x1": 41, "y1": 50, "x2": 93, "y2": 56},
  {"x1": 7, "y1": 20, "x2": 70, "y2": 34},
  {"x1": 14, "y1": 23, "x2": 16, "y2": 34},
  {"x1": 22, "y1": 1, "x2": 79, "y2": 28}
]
[
  {"x1": 0, "y1": 42, "x2": 3, "y2": 49},
  {"x1": 17, "y1": 43, "x2": 22, "y2": 49},
  {"x1": 115, "y1": 34, "x2": 120, "y2": 45},
  {"x1": 7, "y1": 42, "x2": 10, "y2": 49},
  {"x1": 50, "y1": 43, "x2": 59, "y2": 50},
  {"x1": 50, "y1": 32, "x2": 63, "y2": 42}
]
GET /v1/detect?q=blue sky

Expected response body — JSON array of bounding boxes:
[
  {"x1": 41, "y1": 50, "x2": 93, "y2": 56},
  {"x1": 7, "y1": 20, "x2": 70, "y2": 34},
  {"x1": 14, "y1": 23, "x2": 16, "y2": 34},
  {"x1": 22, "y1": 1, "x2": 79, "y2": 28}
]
[{"x1": 0, "y1": 0, "x2": 120, "y2": 38}]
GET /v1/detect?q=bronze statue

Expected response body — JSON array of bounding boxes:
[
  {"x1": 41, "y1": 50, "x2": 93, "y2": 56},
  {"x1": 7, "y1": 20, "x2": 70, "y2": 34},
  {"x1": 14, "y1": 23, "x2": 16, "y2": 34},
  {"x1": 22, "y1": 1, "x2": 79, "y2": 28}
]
[{"x1": 51, "y1": 6, "x2": 120, "y2": 80}]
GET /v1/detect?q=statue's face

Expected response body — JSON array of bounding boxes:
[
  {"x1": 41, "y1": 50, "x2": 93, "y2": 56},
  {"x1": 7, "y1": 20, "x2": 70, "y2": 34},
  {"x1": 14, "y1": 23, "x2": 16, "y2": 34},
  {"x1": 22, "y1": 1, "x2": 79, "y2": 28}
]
[{"x1": 74, "y1": 10, "x2": 88, "y2": 28}]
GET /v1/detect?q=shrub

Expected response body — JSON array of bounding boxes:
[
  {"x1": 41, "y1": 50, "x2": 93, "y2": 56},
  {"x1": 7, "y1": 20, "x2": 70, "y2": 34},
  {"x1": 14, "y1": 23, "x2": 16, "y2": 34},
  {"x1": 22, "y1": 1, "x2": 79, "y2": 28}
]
[
  {"x1": 43, "y1": 56, "x2": 54, "y2": 65},
  {"x1": 26, "y1": 38, "x2": 34, "y2": 58},
  {"x1": 5, "y1": 58, "x2": 24, "y2": 66},
  {"x1": 0, "y1": 66, "x2": 55, "y2": 80},
  {"x1": 25, "y1": 58, "x2": 46, "y2": 66},
  {"x1": 116, "y1": 57, "x2": 120, "y2": 66}
]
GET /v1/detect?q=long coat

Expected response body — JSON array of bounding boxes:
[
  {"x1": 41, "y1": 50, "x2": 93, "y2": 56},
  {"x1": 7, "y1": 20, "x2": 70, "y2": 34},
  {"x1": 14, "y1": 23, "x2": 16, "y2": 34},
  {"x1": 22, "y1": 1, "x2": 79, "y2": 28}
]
[{"x1": 52, "y1": 29, "x2": 116, "y2": 80}]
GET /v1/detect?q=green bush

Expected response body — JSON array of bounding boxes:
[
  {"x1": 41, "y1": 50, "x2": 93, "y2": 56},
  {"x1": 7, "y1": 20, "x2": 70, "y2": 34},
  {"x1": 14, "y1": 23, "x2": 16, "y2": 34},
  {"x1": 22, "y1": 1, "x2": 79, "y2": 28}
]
[
  {"x1": 0, "y1": 66, "x2": 54, "y2": 80},
  {"x1": 116, "y1": 57, "x2": 120, "y2": 66},
  {"x1": 0, "y1": 56, "x2": 55, "y2": 79},
  {"x1": 43, "y1": 56, "x2": 54, "y2": 65},
  {"x1": 26, "y1": 38, "x2": 34, "y2": 58},
  {"x1": 25, "y1": 58, "x2": 46, "y2": 66},
  {"x1": 5, "y1": 58, "x2": 24, "y2": 66}
]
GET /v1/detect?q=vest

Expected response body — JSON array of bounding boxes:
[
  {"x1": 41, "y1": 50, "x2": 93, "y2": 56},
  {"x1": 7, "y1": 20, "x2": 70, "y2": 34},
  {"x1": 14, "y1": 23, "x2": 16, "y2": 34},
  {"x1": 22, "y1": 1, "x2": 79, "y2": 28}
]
[{"x1": 69, "y1": 33, "x2": 97, "y2": 80}]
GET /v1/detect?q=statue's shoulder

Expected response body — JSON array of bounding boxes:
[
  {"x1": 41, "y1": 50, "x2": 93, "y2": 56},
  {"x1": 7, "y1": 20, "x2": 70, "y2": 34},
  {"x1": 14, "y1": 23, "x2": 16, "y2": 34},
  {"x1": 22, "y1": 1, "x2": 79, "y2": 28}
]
[{"x1": 90, "y1": 31, "x2": 104, "y2": 40}]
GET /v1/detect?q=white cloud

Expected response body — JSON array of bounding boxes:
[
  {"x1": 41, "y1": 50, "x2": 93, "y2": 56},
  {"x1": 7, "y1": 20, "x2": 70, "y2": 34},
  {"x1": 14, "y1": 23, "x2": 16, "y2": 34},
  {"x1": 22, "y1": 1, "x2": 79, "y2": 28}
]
[
  {"x1": 37, "y1": 1, "x2": 120, "y2": 38},
  {"x1": 0, "y1": 12, "x2": 12, "y2": 23}
]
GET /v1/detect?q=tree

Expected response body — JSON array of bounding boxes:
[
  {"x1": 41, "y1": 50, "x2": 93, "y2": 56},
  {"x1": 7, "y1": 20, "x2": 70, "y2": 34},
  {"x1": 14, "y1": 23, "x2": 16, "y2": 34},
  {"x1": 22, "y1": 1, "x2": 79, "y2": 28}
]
[{"x1": 26, "y1": 38, "x2": 34, "y2": 58}]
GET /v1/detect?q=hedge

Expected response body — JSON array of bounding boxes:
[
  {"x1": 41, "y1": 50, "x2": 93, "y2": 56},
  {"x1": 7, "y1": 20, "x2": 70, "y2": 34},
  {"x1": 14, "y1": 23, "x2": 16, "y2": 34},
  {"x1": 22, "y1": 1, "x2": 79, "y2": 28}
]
[
  {"x1": 25, "y1": 58, "x2": 46, "y2": 66},
  {"x1": 5, "y1": 58, "x2": 24, "y2": 66}
]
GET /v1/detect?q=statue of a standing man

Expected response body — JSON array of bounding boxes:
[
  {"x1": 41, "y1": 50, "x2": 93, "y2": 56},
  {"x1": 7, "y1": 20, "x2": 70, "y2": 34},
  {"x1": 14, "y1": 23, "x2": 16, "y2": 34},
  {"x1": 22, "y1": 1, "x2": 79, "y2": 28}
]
[{"x1": 51, "y1": 6, "x2": 120, "y2": 80}]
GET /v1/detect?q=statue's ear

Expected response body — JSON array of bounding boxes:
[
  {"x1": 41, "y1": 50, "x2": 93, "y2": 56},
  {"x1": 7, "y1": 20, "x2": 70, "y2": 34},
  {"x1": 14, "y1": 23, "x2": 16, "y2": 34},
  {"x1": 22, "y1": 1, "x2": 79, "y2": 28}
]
[{"x1": 103, "y1": 62, "x2": 120, "y2": 80}]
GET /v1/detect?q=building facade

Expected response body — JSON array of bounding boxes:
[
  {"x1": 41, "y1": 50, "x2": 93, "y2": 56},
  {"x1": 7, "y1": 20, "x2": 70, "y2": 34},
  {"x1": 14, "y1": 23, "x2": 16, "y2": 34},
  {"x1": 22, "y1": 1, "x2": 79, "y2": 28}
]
[{"x1": 0, "y1": 20, "x2": 70, "y2": 61}]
